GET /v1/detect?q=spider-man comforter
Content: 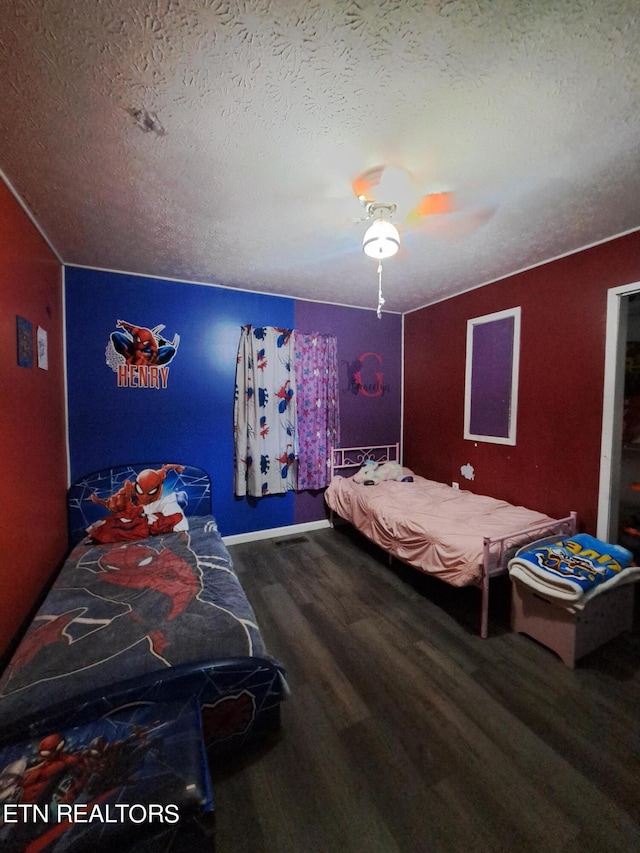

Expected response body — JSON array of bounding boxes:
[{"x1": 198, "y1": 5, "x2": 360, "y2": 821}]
[{"x1": 0, "y1": 517, "x2": 286, "y2": 750}]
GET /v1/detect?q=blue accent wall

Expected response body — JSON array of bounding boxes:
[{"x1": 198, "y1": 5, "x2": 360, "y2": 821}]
[
  {"x1": 65, "y1": 268, "x2": 295, "y2": 535},
  {"x1": 65, "y1": 267, "x2": 402, "y2": 537}
]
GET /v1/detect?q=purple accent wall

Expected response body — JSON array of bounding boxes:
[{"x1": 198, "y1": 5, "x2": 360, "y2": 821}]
[{"x1": 294, "y1": 302, "x2": 402, "y2": 524}]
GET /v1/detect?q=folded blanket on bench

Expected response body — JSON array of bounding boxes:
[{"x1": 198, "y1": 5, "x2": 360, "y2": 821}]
[{"x1": 508, "y1": 533, "x2": 640, "y2": 606}]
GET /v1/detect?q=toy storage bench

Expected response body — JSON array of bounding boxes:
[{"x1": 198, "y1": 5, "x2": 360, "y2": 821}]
[{"x1": 511, "y1": 579, "x2": 635, "y2": 668}]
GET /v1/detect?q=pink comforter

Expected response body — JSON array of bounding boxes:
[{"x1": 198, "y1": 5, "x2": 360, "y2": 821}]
[{"x1": 324, "y1": 474, "x2": 556, "y2": 587}]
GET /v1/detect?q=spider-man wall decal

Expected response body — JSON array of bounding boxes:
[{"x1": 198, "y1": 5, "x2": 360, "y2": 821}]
[{"x1": 105, "y1": 319, "x2": 180, "y2": 389}]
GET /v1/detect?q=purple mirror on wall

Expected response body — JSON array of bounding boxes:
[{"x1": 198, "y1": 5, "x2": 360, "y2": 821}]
[{"x1": 464, "y1": 307, "x2": 521, "y2": 445}]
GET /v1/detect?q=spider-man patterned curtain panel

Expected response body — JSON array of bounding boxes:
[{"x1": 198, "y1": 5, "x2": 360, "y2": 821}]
[
  {"x1": 294, "y1": 331, "x2": 340, "y2": 490},
  {"x1": 234, "y1": 325, "x2": 297, "y2": 497}
]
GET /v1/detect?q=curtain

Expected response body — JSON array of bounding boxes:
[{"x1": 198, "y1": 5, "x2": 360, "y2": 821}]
[
  {"x1": 234, "y1": 325, "x2": 297, "y2": 497},
  {"x1": 294, "y1": 331, "x2": 340, "y2": 490}
]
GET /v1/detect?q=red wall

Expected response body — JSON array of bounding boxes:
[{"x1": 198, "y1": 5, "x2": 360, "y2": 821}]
[
  {"x1": 404, "y1": 231, "x2": 640, "y2": 534},
  {"x1": 0, "y1": 180, "x2": 67, "y2": 656}
]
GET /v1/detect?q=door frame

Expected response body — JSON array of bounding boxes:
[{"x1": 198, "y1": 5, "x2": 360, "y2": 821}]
[{"x1": 597, "y1": 281, "x2": 640, "y2": 540}]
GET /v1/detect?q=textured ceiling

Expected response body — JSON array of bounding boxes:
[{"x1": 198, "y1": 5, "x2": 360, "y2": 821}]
[{"x1": 1, "y1": 0, "x2": 640, "y2": 313}]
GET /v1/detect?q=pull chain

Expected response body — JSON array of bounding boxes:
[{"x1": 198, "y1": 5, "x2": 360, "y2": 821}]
[{"x1": 376, "y1": 262, "x2": 385, "y2": 319}]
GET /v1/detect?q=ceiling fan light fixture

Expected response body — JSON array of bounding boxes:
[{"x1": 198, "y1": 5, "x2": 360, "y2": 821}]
[{"x1": 363, "y1": 217, "x2": 400, "y2": 259}]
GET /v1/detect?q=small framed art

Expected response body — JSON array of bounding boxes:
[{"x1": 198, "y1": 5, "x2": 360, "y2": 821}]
[
  {"x1": 37, "y1": 326, "x2": 49, "y2": 370},
  {"x1": 16, "y1": 315, "x2": 33, "y2": 368}
]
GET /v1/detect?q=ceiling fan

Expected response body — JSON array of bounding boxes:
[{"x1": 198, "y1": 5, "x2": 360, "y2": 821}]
[
  {"x1": 351, "y1": 164, "x2": 456, "y2": 315},
  {"x1": 352, "y1": 164, "x2": 456, "y2": 245}
]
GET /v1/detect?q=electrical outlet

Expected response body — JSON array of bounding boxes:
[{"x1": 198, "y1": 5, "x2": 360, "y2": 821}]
[{"x1": 452, "y1": 481, "x2": 459, "y2": 489}]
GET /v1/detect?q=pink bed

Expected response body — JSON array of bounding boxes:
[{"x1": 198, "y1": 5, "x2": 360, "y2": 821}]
[{"x1": 325, "y1": 445, "x2": 577, "y2": 637}]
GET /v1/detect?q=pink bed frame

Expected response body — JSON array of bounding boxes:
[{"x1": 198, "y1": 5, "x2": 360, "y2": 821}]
[{"x1": 328, "y1": 444, "x2": 578, "y2": 638}]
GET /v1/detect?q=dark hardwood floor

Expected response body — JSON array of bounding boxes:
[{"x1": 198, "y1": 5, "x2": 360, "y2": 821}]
[{"x1": 210, "y1": 525, "x2": 640, "y2": 852}]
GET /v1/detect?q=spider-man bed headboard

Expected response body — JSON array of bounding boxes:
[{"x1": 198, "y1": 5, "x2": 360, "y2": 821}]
[{"x1": 67, "y1": 463, "x2": 212, "y2": 547}]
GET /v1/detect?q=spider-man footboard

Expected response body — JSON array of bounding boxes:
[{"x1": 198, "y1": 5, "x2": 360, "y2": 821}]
[{"x1": 0, "y1": 464, "x2": 288, "y2": 756}]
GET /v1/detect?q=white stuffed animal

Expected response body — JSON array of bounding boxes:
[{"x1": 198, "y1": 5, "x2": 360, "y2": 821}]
[
  {"x1": 352, "y1": 460, "x2": 378, "y2": 484},
  {"x1": 353, "y1": 460, "x2": 404, "y2": 485},
  {"x1": 375, "y1": 461, "x2": 404, "y2": 482}
]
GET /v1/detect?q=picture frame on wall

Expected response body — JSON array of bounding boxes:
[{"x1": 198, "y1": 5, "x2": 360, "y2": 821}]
[
  {"x1": 464, "y1": 306, "x2": 521, "y2": 445},
  {"x1": 37, "y1": 326, "x2": 49, "y2": 370},
  {"x1": 16, "y1": 315, "x2": 33, "y2": 368}
]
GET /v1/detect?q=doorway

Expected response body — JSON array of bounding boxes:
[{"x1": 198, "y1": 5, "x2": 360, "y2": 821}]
[{"x1": 598, "y1": 282, "x2": 640, "y2": 546}]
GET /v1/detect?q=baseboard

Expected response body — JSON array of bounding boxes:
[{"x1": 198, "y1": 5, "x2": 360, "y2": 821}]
[{"x1": 223, "y1": 519, "x2": 330, "y2": 547}]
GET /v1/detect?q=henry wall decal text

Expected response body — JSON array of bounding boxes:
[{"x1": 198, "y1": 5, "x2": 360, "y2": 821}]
[{"x1": 105, "y1": 319, "x2": 180, "y2": 388}]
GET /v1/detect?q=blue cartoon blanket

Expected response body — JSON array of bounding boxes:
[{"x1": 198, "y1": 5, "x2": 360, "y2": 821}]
[{"x1": 508, "y1": 533, "x2": 640, "y2": 605}]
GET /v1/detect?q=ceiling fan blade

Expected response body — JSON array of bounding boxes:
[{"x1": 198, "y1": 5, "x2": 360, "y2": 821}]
[
  {"x1": 411, "y1": 204, "x2": 496, "y2": 240},
  {"x1": 349, "y1": 164, "x2": 491, "y2": 246},
  {"x1": 351, "y1": 166, "x2": 386, "y2": 204},
  {"x1": 406, "y1": 190, "x2": 456, "y2": 225}
]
